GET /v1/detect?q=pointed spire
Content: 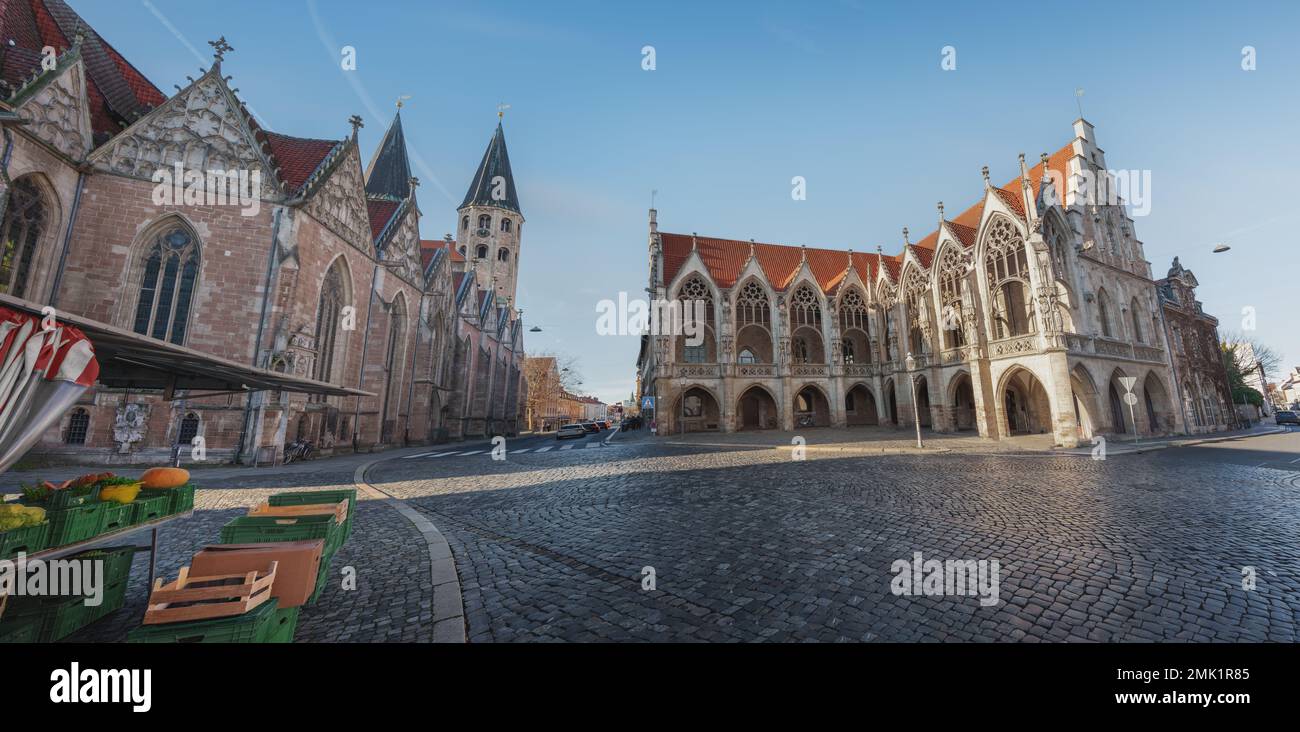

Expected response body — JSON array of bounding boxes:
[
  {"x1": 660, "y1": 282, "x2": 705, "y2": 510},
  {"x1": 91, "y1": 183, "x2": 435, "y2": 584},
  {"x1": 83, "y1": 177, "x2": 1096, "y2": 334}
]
[
  {"x1": 460, "y1": 120, "x2": 520, "y2": 213},
  {"x1": 364, "y1": 112, "x2": 413, "y2": 199}
]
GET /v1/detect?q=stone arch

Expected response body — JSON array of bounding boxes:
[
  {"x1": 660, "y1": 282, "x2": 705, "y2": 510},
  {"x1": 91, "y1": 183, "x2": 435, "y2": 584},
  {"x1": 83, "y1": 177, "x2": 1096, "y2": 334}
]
[
  {"x1": 672, "y1": 274, "x2": 718, "y2": 363},
  {"x1": 1105, "y1": 367, "x2": 1136, "y2": 435},
  {"x1": 1142, "y1": 371, "x2": 1174, "y2": 435},
  {"x1": 947, "y1": 370, "x2": 977, "y2": 431},
  {"x1": 1, "y1": 172, "x2": 62, "y2": 300},
  {"x1": 845, "y1": 382, "x2": 879, "y2": 426},
  {"x1": 673, "y1": 384, "x2": 721, "y2": 433},
  {"x1": 734, "y1": 277, "x2": 774, "y2": 362},
  {"x1": 837, "y1": 286, "x2": 872, "y2": 364},
  {"x1": 997, "y1": 366, "x2": 1053, "y2": 435},
  {"x1": 911, "y1": 373, "x2": 933, "y2": 428},
  {"x1": 793, "y1": 382, "x2": 831, "y2": 428},
  {"x1": 981, "y1": 215, "x2": 1034, "y2": 340},
  {"x1": 736, "y1": 384, "x2": 778, "y2": 431},
  {"x1": 1069, "y1": 364, "x2": 1102, "y2": 441},
  {"x1": 883, "y1": 377, "x2": 899, "y2": 424}
]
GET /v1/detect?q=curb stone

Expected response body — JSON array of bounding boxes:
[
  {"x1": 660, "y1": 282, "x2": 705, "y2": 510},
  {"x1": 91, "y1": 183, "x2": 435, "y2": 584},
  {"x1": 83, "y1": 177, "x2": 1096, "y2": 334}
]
[{"x1": 353, "y1": 460, "x2": 466, "y2": 643}]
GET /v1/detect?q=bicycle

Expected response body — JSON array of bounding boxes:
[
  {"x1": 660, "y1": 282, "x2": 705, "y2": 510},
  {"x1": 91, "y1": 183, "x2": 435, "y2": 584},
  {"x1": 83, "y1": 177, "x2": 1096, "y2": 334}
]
[{"x1": 282, "y1": 439, "x2": 316, "y2": 464}]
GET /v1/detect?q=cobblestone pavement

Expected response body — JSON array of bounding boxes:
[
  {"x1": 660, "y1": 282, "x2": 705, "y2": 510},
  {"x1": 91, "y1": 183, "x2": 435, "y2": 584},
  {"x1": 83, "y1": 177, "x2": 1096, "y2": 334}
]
[
  {"x1": 370, "y1": 433, "x2": 1300, "y2": 642},
  {"x1": 65, "y1": 468, "x2": 434, "y2": 643}
]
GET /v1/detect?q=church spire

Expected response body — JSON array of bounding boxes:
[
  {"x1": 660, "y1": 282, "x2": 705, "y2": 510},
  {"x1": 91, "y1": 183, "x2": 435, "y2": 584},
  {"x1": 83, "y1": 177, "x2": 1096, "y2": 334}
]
[
  {"x1": 364, "y1": 111, "x2": 413, "y2": 199},
  {"x1": 460, "y1": 121, "x2": 520, "y2": 213}
]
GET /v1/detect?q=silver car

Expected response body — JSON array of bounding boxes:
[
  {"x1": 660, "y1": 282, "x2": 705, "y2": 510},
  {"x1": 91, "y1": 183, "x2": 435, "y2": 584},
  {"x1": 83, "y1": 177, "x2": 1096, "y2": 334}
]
[{"x1": 556, "y1": 424, "x2": 586, "y2": 439}]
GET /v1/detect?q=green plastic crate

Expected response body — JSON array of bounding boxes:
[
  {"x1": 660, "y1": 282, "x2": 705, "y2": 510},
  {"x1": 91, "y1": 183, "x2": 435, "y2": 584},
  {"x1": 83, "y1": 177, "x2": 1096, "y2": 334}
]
[
  {"x1": 220, "y1": 514, "x2": 344, "y2": 556},
  {"x1": 83, "y1": 580, "x2": 129, "y2": 625},
  {"x1": 71, "y1": 546, "x2": 139, "y2": 587},
  {"x1": 37, "y1": 595, "x2": 94, "y2": 642},
  {"x1": 6, "y1": 577, "x2": 130, "y2": 642},
  {"x1": 0, "y1": 615, "x2": 42, "y2": 643},
  {"x1": 130, "y1": 495, "x2": 169, "y2": 524},
  {"x1": 0, "y1": 520, "x2": 49, "y2": 560},
  {"x1": 127, "y1": 600, "x2": 293, "y2": 644},
  {"x1": 268, "y1": 489, "x2": 355, "y2": 541},
  {"x1": 97, "y1": 502, "x2": 136, "y2": 534},
  {"x1": 140, "y1": 483, "x2": 195, "y2": 516},
  {"x1": 306, "y1": 553, "x2": 333, "y2": 605},
  {"x1": 48, "y1": 502, "x2": 106, "y2": 547}
]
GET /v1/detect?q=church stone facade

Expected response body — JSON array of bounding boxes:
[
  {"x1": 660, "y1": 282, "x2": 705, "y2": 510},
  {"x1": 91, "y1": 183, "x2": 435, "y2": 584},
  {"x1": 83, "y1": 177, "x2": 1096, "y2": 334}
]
[
  {"x1": 639, "y1": 119, "x2": 1200, "y2": 448},
  {"x1": 0, "y1": 0, "x2": 524, "y2": 464}
]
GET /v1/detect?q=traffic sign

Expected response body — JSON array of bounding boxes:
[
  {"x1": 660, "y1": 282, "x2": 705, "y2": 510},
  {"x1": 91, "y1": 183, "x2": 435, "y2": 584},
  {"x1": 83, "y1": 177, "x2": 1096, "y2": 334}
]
[
  {"x1": 641, "y1": 396, "x2": 655, "y2": 411},
  {"x1": 1123, "y1": 392, "x2": 1138, "y2": 406},
  {"x1": 1119, "y1": 376, "x2": 1137, "y2": 393}
]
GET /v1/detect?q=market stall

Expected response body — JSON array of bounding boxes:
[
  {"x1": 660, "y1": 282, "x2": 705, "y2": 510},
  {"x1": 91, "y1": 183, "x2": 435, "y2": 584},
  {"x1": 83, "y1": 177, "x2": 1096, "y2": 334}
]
[{"x1": 0, "y1": 294, "x2": 371, "y2": 643}]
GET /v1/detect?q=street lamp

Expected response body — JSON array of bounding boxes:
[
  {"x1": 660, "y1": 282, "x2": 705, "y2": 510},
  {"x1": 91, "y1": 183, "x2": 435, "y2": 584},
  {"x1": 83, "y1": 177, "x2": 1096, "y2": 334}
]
[{"x1": 904, "y1": 352, "x2": 923, "y2": 449}]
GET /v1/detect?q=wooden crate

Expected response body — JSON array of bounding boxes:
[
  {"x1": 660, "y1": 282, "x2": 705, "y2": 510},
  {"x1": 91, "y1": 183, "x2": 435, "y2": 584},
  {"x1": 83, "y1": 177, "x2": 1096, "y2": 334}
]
[
  {"x1": 247, "y1": 499, "x2": 347, "y2": 525},
  {"x1": 143, "y1": 562, "x2": 277, "y2": 625}
]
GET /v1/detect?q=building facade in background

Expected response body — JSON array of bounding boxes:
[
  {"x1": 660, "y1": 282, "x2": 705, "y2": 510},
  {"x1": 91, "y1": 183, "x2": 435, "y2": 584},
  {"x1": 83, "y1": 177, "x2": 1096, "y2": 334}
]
[
  {"x1": 638, "y1": 120, "x2": 1191, "y2": 447},
  {"x1": 1156, "y1": 257, "x2": 1237, "y2": 432},
  {"x1": 0, "y1": 0, "x2": 524, "y2": 463}
]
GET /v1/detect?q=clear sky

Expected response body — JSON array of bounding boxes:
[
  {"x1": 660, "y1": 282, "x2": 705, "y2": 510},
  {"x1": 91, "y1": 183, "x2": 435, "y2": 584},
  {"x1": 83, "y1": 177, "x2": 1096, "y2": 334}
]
[{"x1": 77, "y1": 0, "x2": 1300, "y2": 403}]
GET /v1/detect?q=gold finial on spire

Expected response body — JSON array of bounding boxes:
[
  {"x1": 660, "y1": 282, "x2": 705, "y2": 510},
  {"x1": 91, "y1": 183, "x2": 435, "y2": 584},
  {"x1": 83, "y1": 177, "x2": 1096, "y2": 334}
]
[
  {"x1": 497, "y1": 102, "x2": 511, "y2": 120},
  {"x1": 396, "y1": 95, "x2": 412, "y2": 110}
]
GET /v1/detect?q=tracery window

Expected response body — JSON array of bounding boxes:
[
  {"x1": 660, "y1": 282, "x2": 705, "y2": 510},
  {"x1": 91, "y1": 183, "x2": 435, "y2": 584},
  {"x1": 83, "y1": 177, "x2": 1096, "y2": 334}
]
[
  {"x1": 984, "y1": 218, "x2": 1033, "y2": 340},
  {"x1": 313, "y1": 262, "x2": 347, "y2": 387},
  {"x1": 0, "y1": 178, "x2": 46, "y2": 298},
  {"x1": 938, "y1": 247, "x2": 965, "y2": 348},
  {"x1": 132, "y1": 225, "x2": 200, "y2": 344},
  {"x1": 736, "y1": 281, "x2": 770, "y2": 327},
  {"x1": 839, "y1": 289, "x2": 868, "y2": 333},
  {"x1": 789, "y1": 284, "x2": 821, "y2": 329},
  {"x1": 678, "y1": 276, "x2": 715, "y2": 326},
  {"x1": 904, "y1": 267, "x2": 929, "y2": 354},
  {"x1": 1044, "y1": 214, "x2": 1070, "y2": 283}
]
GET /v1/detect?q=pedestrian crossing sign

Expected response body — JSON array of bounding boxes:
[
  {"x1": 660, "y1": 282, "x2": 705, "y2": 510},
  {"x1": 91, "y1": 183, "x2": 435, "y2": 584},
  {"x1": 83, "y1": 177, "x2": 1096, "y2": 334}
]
[{"x1": 641, "y1": 396, "x2": 655, "y2": 411}]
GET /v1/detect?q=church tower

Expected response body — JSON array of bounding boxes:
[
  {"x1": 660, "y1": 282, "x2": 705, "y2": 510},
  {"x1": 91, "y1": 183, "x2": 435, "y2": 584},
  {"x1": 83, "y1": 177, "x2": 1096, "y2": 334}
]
[{"x1": 457, "y1": 117, "x2": 522, "y2": 305}]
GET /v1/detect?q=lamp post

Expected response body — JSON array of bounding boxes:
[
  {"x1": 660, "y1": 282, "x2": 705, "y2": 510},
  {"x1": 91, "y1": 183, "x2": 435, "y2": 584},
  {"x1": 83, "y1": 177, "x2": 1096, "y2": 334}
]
[{"x1": 905, "y1": 352, "x2": 923, "y2": 449}]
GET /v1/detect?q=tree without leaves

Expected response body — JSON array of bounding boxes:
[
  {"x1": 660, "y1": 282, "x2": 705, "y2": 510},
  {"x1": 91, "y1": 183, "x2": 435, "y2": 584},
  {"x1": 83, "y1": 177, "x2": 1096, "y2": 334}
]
[
  {"x1": 522, "y1": 351, "x2": 583, "y2": 430},
  {"x1": 1220, "y1": 331, "x2": 1282, "y2": 377}
]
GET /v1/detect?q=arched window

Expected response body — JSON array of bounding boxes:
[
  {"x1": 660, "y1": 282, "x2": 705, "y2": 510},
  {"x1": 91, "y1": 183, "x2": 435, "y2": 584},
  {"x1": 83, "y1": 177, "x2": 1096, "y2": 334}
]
[
  {"x1": 738, "y1": 348, "x2": 757, "y2": 364},
  {"x1": 64, "y1": 407, "x2": 89, "y2": 444},
  {"x1": 461, "y1": 216, "x2": 469, "y2": 231},
  {"x1": 938, "y1": 247, "x2": 965, "y2": 348},
  {"x1": 1096, "y1": 289, "x2": 1114, "y2": 338},
  {"x1": 500, "y1": 218, "x2": 512, "y2": 233},
  {"x1": 1044, "y1": 213, "x2": 1070, "y2": 282},
  {"x1": 736, "y1": 281, "x2": 770, "y2": 327},
  {"x1": 984, "y1": 218, "x2": 1033, "y2": 340},
  {"x1": 839, "y1": 289, "x2": 868, "y2": 333},
  {"x1": 476, "y1": 244, "x2": 488, "y2": 259},
  {"x1": 177, "y1": 412, "x2": 200, "y2": 444},
  {"x1": 382, "y1": 298, "x2": 406, "y2": 421},
  {"x1": 477, "y1": 214, "x2": 491, "y2": 230},
  {"x1": 1130, "y1": 298, "x2": 1144, "y2": 343},
  {"x1": 789, "y1": 284, "x2": 821, "y2": 329},
  {"x1": 132, "y1": 224, "x2": 200, "y2": 344},
  {"x1": 0, "y1": 178, "x2": 47, "y2": 298},
  {"x1": 497, "y1": 247, "x2": 509, "y2": 262},
  {"x1": 313, "y1": 261, "x2": 348, "y2": 386},
  {"x1": 677, "y1": 276, "x2": 714, "y2": 363},
  {"x1": 458, "y1": 245, "x2": 466, "y2": 256}
]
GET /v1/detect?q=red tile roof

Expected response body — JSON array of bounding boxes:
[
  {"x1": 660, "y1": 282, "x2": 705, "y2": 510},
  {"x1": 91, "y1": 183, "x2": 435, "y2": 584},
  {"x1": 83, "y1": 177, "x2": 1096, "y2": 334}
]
[
  {"x1": 366, "y1": 199, "x2": 400, "y2": 240},
  {"x1": 263, "y1": 132, "x2": 339, "y2": 193}
]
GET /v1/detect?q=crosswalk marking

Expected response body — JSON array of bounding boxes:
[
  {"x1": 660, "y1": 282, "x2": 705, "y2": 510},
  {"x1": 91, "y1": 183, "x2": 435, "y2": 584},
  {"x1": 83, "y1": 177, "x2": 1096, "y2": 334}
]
[
  {"x1": 510, "y1": 448, "x2": 532, "y2": 454},
  {"x1": 406, "y1": 442, "x2": 622, "y2": 459},
  {"x1": 458, "y1": 450, "x2": 484, "y2": 456},
  {"x1": 534, "y1": 446, "x2": 553, "y2": 452},
  {"x1": 559, "y1": 444, "x2": 574, "y2": 450}
]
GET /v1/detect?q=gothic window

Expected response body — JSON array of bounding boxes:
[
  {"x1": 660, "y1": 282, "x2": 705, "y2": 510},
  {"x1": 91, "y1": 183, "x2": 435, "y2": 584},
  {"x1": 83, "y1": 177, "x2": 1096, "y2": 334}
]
[
  {"x1": 477, "y1": 214, "x2": 491, "y2": 230},
  {"x1": 984, "y1": 218, "x2": 1033, "y2": 340},
  {"x1": 382, "y1": 299, "x2": 406, "y2": 419},
  {"x1": 736, "y1": 281, "x2": 770, "y2": 327},
  {"x1": 461, "y1": 216, "x2": 469, "y2": 231},
  {"x1": 1044, "y1": 214, "x2": 1070, "y2": 283},
  {"x1": 738, "y1": 348, "x2": 757, "y2": 364},
  {"x1": 313, "y1": 261, "x2": 347, "y2": 386},
  {"x1": 476, "y1": 245, "x2": 488, "y2": 259},
  {"x1": 132, "y1": 224, "x2": 200, "y2": 344},
  {"x1": 1097, "y1": 289, "x2": 1114, "y2": 338},
  {"x1": 839, "y1": 289, "x2": 868, "y2": 333},
  {"x1": 904, "y1": 267, "x2": 930, "y2": 354},
  {"x1": 678, "y1": 276, "x2": 715, "y2": 326},
  {"x1": 64, "y1": 408, "x2": 89, "y2": 444},
  {"x1": 789, "y1": 284, "x2": 822, "y2": 329},
  {"x1": 683, "y1": 343, "x2": 706, "y2": 363},
  {"x1": 0, "y1": 178, "x2": 46, "y2": 298},
  {"x1": 842, "y1": 338, "x2": 856, "y2": 364},
  {"x1": 1130, "y1": 298, "x2": 1144, "y2": 343},
  {"x1": 938, "y1": 247, "x2": 965, "y2": 348},
  {"x1": 500, "y1": 218, "x2": 512, "y2": 233},
  {"x1": 497, "y1": 247, "x2": 509, "y2": 262},
  {"x1": 178, "y1": 412, "x2": 200, "y2": 444}
]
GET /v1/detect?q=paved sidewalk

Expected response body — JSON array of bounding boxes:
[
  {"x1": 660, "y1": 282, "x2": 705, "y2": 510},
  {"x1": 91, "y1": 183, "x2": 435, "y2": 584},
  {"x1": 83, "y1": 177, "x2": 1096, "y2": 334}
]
[{"x1": 1051, "y1": 425, "x2": 1288, "y2": 456}]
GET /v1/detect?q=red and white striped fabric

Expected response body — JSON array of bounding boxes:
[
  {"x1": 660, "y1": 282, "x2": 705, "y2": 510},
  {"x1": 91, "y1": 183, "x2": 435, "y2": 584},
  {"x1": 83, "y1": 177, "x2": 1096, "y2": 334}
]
[{"x1": 0, "y1": 307, "x2": 99, "y2": 474}]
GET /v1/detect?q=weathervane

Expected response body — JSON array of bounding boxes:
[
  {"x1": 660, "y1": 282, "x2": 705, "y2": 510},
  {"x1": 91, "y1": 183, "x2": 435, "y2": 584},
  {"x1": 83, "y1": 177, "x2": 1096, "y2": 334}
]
[
  {"x1": 497, "y1": 102, "x2": 511, "y2": 120},
  {"x1": 396, "y1": 95, "x2": 412, "y2": 110},
  {"x1": 208, "y1": 36, "x2": 234, "y2": 62},
  {"x1": 1075, "y1": 88, "x2": 1085, "y2": 118}
]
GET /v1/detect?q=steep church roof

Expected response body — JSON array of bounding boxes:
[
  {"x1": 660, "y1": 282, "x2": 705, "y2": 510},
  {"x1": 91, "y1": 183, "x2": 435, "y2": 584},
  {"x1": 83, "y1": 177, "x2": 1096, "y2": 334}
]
[
  {"x1": 0, "y1": 0, "x2": 165, "y2": 145},
  {"x1": 364, "y1": 111, "x2": 412, "y2": 200},
  {"x1": 460, "y1": 122, "x2": 520, "y2": 213}
]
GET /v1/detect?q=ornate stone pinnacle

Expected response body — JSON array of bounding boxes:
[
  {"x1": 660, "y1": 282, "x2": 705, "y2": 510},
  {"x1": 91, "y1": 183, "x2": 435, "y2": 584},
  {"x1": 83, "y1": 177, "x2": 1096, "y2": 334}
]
[
  {"x1": 981, "y1": 166, "x2": 990, "y2": 185},
  {"x1": 348, "y1": 115, "x2": 364, "y2": 136},
  {"x1": 902, "y1": 227, "x2": 910, "y2": 245},
  {"x1": 208, "y1": 36, "x2": 234, "y2": 62}
]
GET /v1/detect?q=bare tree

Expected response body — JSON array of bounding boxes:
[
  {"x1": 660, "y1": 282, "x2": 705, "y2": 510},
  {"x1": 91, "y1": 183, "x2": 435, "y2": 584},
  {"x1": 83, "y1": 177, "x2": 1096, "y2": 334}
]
[
  {"x1": 522, "y1": 351, "x2": 583, "y2": 431},
  {"x1": 1221, "y1": 331, "x2": 1282, "y2": 375}
]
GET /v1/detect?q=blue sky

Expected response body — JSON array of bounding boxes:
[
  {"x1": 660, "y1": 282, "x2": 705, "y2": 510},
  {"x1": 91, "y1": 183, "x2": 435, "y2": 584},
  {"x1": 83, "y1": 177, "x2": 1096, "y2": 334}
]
[{"x1": 78, "y1": 0, "x2": 1300, "y2": 403}]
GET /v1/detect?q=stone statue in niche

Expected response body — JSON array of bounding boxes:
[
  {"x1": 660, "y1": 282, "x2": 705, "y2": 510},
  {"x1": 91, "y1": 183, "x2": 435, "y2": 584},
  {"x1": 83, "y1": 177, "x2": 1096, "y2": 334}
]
[{"x1": 113, "y1": 403, "x2": 150, "y2": 454}]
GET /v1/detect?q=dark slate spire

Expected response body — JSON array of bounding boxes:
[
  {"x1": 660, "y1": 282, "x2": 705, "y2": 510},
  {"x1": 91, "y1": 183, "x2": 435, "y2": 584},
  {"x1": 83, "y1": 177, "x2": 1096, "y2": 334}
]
[
  {"x1": 460, "y1": 122, "x2": 520, "y2": 213},
  {"x1": 364, "y1": 112, "x2": 412, "y2": 199}
]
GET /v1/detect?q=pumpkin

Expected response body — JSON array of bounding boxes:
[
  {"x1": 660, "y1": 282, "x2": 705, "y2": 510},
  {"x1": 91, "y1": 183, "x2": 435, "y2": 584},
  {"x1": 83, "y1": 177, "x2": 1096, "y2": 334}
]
[
  {"x1": 140, "y1": 467, "x2": 190, "y2": 490},
  {"x1": 98, "y1": 483, "x2": 142, "y2": 505}
]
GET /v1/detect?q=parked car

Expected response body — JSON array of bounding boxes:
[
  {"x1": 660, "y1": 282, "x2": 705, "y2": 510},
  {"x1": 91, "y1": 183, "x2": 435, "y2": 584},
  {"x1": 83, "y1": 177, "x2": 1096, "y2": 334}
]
[
  {"x1": 579, "y1": 422, "x2": 600, "y2": 434},
  {"x1": 1275, "y1": 410, "x2": 1299, "y2": 426},
  {"x1": 556, "y1": 424, "x2": 586, "y2": 439}
]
